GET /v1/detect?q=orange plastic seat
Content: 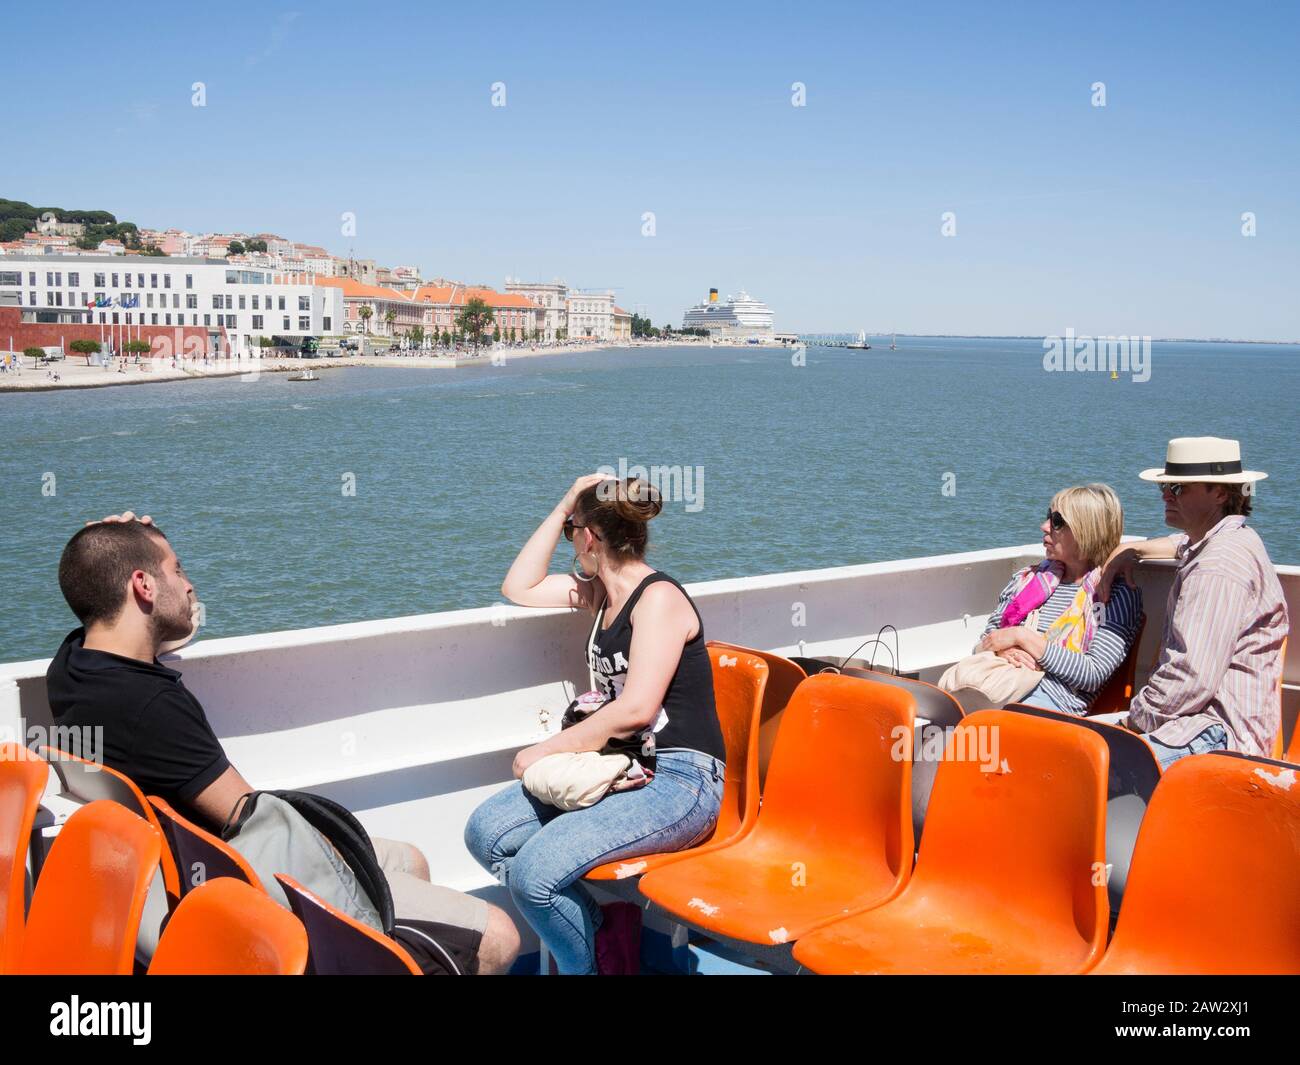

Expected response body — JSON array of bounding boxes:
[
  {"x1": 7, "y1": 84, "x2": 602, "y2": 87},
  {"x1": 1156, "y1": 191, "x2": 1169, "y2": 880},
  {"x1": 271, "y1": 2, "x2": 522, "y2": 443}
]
[
  {"x1": 0, "y1": 744, "x2": 50, "y2": 973},
  {"x1": 822, "y1": 663, "x2": 965, "y2": 845},
  {"x1": 1091, "y1": 752, "x2": 1300, "y2": 974},
  {"x1": 793, "y1": 709, "x2": 1110, "y2": 974},
  {"x1": 1003, "y1": 702, "x2": 1161, "y2": 917},
  {"x1": 1086, "y1": 612, "x2": 1147, "y2": 716},
  {"x1": 638, "y1": 673, "x2": 914, "y2": 947},
  {"x1": 706, "y1": 641, "x2": 807, "y2": 791},
  {"x1": 276, "y1": 873, "x2": 421, "y2": 975},
  {"x1": 17, "y1": 800, "x2": 161, "y2": 974},
  {"x1": 148, "y1": 877, "x2": 308, "y2": 975},
  {"x1": 585, "y1": 644, "x2": 769, "y2": 882},
  {"x1": 41, "y1": 745, "x2": 181, "y2": 907},
  {"x1": 149, "y1": 796, "x2": 264, "y2": 895}
]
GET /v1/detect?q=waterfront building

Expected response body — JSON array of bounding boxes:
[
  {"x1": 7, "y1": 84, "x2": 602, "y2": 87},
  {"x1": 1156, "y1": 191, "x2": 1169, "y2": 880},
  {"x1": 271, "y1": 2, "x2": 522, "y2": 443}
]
[
  {"x1": 681, "y1": 287, "x2": 775, "y2": 338},
  {"x1": 415, "y1": 283, "x2": 546, "y2": 341},
  {"x1": 315, "y1": 276, "x2": 432, "y2": 338},
  {"x1": 0, "y1": 252, "x2": 342, "y2": 355},
  {"x1": 504, "y1": 278, "x2": 568, "y2": 340},
  {"x1": 612, "y1": 305, "x2": 631, "y2": 342},
  {"x1": 566, "y1": 289, "x2": 616, "y2": 341}
]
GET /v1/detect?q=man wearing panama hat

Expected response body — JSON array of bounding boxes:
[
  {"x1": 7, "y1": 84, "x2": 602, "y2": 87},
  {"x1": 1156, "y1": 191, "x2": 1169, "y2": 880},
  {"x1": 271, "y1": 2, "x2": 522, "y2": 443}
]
[{"x1": 1098, "y1": 437, "x2": 1288, "y2": 768}]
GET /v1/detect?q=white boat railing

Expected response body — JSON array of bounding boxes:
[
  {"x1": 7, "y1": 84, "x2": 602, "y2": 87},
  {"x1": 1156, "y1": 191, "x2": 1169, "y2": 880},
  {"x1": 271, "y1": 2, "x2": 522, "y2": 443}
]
[{"x1": 3, "y1": 541, "x2": 1296, "y2": 936}]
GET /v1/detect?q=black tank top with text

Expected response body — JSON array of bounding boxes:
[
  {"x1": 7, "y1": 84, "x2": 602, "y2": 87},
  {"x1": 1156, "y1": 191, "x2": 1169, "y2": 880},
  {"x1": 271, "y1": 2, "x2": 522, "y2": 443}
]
[{"x1": 587, "y1": 572, "x2": 725, "y2": 764}]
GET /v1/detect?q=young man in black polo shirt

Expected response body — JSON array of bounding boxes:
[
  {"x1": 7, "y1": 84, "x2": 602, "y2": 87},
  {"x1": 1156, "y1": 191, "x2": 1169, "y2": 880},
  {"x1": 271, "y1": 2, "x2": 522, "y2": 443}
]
[{"x1": 46, "y1": 513, "x2": 519, "y2": 974}]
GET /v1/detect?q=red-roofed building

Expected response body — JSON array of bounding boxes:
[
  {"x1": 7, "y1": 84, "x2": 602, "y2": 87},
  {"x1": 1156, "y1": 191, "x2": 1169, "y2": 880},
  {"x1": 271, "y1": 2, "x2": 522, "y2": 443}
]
[
  {"x1": 315, "y1": 276, "x2": 432, "y2": 337},
  {"x1": 413, "y1": 284, "x2": 545, "y2": 341}
]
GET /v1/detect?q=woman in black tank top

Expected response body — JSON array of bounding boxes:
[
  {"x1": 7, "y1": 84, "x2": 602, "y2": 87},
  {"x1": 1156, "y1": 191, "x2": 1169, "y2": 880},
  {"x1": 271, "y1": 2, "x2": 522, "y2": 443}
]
[{"x1": 464, "y1": 474, "x2": 726, "y2": 974}]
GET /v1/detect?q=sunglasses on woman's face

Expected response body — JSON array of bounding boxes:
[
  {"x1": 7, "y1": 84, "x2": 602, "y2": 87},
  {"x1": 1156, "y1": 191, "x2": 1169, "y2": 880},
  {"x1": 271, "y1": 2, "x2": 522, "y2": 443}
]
[
  {"x1": 1046, "y1": 509, "x2": 1068, "y2": 531},
  {"x1": 563, "y1": 518, "x2": 600, "y2": 542}
]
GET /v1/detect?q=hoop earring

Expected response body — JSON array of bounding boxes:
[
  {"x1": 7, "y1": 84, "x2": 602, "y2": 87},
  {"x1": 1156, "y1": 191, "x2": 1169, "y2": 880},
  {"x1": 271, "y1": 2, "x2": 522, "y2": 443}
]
[{"x1": 572, "y1": 555, "x2": 597, "y2": 583}]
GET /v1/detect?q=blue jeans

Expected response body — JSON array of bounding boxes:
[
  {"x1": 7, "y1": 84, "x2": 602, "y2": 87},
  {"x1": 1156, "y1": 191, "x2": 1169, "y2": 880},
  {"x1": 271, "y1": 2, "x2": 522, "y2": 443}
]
[
  {"x1": 1141, "y1": 723, "x2": 1229, "y2": 771},
  {"x1": 464, "y1": 748, "x2": 724, "y2": 974},
  {"x1": 1019, "y1": 682, "x2": 1081, "y2": 714}
]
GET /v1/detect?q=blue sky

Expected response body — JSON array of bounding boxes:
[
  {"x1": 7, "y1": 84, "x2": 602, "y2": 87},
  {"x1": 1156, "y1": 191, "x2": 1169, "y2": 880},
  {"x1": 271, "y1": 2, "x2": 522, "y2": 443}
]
[{"x1": 8, "y1": 0, "x2": 1299, "y2": 338}]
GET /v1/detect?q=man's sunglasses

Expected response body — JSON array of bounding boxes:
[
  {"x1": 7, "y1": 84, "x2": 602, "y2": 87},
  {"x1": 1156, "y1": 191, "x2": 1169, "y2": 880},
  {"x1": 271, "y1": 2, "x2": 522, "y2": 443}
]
[
  {"x1": 562, "y1": 518, "x2": 600, "y2": 542},
  {"x1": 1159, "y1": 482, "x2": 1190, "y2": 497},
  {"x1": 1046, "y1": 509, "x2": 1068, "y2": 531}
]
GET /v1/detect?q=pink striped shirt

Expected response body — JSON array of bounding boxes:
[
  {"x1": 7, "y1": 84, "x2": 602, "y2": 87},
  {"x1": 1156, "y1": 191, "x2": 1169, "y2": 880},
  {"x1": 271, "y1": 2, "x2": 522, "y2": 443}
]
[{"x1": 1127, "y1": 515, "x2": 1289, "y2": 756}]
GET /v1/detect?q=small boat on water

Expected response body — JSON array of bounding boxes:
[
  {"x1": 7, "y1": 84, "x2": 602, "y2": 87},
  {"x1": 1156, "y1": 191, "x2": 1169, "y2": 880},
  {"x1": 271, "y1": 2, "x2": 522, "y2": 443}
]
[
  {"x1": 288, "y1": 369, "x2": 320, "y2": 382},
  {"x1": 846, "y1": 329, "x2": 872, "y2": 350},
  {"x1": 890, "y1": 332, "x2": 898, "y2": 351}
]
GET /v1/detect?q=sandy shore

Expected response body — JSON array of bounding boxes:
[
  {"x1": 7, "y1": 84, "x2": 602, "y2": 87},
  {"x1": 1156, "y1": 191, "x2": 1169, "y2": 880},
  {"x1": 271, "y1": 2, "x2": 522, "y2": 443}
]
[{"x1": 0, "y1": 339, "x2": 709, "y2": 393}]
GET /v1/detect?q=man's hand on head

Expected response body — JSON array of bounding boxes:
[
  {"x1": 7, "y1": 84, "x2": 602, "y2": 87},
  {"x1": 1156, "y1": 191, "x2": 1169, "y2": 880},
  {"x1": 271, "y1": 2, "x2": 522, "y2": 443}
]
[{"x1": 86, "y1": 511, "x2": 153, "y2": 527}]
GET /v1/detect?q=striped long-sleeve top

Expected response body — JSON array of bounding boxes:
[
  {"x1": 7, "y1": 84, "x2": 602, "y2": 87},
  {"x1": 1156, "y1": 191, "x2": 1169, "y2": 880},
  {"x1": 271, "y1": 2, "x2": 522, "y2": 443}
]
[
  {"x1": 979, "y1": 571, "x2": 1143, "y2": 715},
  {"x1": 1127, "y1": 516, "x2": 1288, "y2": 756}
]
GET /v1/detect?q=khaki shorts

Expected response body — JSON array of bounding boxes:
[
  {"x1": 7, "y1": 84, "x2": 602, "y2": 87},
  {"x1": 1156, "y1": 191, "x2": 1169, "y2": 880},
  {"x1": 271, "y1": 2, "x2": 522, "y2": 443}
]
[{"x1": 371, "y1": 837, "x2": 489, "y2": 936}]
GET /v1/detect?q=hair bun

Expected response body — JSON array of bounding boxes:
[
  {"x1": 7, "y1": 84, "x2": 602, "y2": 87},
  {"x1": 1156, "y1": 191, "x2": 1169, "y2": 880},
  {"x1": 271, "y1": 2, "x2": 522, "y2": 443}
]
[{"x1": 612, "y1": 478, "x2": 663, "y2": 523}]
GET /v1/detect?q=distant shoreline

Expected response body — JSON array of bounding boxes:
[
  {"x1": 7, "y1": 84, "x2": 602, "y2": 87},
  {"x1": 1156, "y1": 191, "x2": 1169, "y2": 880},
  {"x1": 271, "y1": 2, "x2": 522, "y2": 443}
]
[
  {"x1": 0, "y1": 338, "x2": 710, "y2": 394},
  {"x1": 3, "y1": 333, "x2": 1292, "y2": 394}
]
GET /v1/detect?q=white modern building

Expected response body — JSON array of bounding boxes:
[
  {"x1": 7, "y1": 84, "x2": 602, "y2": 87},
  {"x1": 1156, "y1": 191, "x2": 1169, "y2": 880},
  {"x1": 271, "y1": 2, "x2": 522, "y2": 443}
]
[
  {"x1": 0, "y1": 253, "x2": 343, "y2": 355},
  {"x1": 504, "y1": 278, "x2": 568, "y2": 340}
]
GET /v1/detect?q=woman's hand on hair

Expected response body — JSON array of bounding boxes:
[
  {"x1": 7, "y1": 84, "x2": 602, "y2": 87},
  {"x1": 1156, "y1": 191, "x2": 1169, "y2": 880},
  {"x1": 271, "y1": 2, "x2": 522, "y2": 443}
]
[
  {"x1": 86, "y1": 511, "x2": 153, "y2": 527},
  {"x1": 558, "y1": 473, "x2": 609, "y2": 516}
]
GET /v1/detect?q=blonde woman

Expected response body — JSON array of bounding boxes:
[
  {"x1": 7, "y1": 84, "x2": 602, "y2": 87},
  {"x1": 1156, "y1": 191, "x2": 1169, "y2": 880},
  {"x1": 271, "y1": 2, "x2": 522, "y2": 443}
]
[{"x1": 975, "y1": 484, "x2": 1142, "y2": 714}]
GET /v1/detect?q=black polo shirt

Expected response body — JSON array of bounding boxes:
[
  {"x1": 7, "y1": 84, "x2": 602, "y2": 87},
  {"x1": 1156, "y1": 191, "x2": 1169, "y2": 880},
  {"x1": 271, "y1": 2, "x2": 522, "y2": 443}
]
[{"x1": 45, "y1": 628, "x2": 230, "y2": 807}]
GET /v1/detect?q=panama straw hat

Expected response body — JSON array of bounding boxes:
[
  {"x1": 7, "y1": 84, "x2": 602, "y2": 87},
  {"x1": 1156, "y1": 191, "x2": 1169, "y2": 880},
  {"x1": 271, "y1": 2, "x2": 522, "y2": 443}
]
[{"x1": 1139, "y1": 437, "x2": 1268, "y2": 484}]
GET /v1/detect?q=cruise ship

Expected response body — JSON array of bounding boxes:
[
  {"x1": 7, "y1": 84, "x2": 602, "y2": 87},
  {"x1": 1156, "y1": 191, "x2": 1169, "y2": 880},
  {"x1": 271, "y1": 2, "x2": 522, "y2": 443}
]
[
  {"x1": 2, "y1": 542, "x2": 1296, "y2": 977},
  {"x1": 681, "y1": 287, "x2": 775, "y2": 339}
]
